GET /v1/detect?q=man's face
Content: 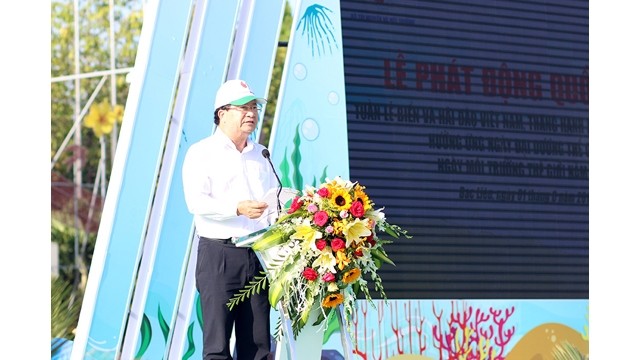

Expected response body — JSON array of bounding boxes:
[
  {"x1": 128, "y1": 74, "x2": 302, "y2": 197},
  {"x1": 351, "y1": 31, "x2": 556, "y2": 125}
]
[{"x1": 219, "y1": 100, "x2": 261, "y2": 135}]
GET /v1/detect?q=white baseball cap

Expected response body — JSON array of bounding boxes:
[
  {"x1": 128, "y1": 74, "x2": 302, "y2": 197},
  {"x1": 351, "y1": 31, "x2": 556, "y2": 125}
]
[{"x1": 214, "y1": 79, "x2": 267, "y2": 110}]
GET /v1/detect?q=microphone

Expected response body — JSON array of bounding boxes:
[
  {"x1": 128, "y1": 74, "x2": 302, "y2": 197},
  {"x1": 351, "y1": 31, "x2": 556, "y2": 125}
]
[{"x1": 262, "y1": 148, "x2": 283, "y2": 218}]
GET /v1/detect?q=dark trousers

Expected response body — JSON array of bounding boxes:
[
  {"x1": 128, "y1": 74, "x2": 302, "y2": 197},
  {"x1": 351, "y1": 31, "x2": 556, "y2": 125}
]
[{"x1": 196, "y1": 237, "x2": 271, "y2": 360}]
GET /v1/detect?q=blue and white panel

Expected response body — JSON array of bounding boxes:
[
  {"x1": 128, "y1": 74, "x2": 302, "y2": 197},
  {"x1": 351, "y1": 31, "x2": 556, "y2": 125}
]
[
  {"x1": 71, "y1": 0, "x2": 195, "y2": 358},
  {"x1": 268, "y1": 0, "x2": 350, "y2": 190}
]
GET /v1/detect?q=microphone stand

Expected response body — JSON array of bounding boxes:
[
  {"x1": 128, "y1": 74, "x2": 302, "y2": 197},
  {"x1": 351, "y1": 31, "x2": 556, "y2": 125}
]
[{"x1": 262, "y1": 149, "x2": 282, "y2": 219}]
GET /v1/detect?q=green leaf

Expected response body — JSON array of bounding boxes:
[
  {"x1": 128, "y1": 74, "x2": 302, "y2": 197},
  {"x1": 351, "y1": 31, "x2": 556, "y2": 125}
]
[
  {"x1": 371, "y1": 248, "x2": 395, "y2": 266},
  {"x1": 322, "y1": 310, "x2": 340, "y2": 344},
  {"x1": 251, "y1": 228, "x2": 287, "y2": 251},
  {"x1": 268, "y1": 277, "x2": 286, "y2": 307},
  {"x1": 227, "y1": 272, "x2": 270, "y2": 310}
]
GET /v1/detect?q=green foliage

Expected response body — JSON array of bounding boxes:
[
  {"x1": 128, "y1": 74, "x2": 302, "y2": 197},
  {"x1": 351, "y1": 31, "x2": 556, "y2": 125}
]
[
  {"x1": 51, "y1": 218, "x2": 95, "y2": 282},
  {"x1": 226, "y1": 271, "x2": 269, "y2": 310},
  {"x1": 261, "y1": 2, "x2": 293, "y2": 146},
  {"x1": 51, "y1": 0, "x2": 143, "y2": 183},
  {"x1": 51, "y1": 277, "x2": 82, "y2": 355}
]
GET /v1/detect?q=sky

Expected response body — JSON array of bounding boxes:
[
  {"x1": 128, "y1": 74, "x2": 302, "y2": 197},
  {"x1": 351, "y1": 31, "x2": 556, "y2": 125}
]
[{"x1": 0, "y1": 1, "x2": 637, "y2": 358}]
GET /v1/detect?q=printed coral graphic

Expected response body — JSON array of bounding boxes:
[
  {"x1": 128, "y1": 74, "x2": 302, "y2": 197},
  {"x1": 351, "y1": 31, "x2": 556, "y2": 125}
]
[{"x1": 431, "y1": 301, "x2": 515, "y2": 360}]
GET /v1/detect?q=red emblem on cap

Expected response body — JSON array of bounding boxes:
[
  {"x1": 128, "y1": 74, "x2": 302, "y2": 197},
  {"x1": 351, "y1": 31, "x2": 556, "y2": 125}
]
[{"x1": 240, "y1": 81, "x2": 248, "y2": 88}]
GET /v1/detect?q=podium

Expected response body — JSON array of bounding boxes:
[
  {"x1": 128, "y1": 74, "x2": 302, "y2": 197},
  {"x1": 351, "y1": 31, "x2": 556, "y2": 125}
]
[{"x1": 234, "y1": 228, "x2": 354, "y2": 360}]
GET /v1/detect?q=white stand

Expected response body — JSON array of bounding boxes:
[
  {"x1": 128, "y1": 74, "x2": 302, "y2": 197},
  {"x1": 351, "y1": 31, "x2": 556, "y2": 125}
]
[{"x1": 235, "y1": 228, "x2": 354, "y2": 360}]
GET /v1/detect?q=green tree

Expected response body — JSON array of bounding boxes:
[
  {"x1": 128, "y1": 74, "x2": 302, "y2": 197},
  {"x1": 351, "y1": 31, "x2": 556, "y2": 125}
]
[
  {"x1": 261, "y1": 3, "x2": 293, "y2": 146},
  {"x1": 50, "y1": 0, "x2": 143, "y2": 346},
  {"x1": 51, "y1": 0, "x2": 142, "y2": 184}
]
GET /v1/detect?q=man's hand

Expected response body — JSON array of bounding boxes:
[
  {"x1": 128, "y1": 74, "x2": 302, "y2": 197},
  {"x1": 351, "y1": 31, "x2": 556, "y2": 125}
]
[{"x1": 237, "y1": 200, "x2": 269, "y2": 219}]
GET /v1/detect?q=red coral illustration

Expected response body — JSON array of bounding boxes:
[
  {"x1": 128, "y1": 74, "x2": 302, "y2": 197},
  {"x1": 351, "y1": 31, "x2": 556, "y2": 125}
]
[{"x1": 432, "y1": 301, "x2": 515, "y2": 360}]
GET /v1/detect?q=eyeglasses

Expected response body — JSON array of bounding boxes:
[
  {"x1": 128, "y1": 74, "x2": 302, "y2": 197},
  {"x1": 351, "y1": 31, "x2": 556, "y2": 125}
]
[{"x1": 224, "y1": 104, "x2": 263, "y2": 112}]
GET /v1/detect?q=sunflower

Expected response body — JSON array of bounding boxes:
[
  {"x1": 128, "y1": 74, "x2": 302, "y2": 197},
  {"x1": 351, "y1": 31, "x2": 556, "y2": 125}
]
[
  {"x1": 330, "y1": 186, "x2": 352, "y2": 211},
  {"x1": 342, "y1": 268, "x2": 361, "y2": 284},
  {"x1": 353, "y1": 183, "x2": 372, "y2": 211},
  {"x1": 321, "y1": 292, "x2": 344, "y2": 308}
]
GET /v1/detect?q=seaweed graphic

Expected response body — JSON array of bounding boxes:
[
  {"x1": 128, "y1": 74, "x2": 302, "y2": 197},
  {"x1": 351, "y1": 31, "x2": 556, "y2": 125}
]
[
  {"x1": 290, "y1": 124, "x2": 304, "y2": 190},
  {"x1": 134, "y1": 314, "x2": 152, "y2": 359},
  {"x1": 278, "y1": 124, "x2": 328, "y2": 192},
  {"x1": 296, "y1": 4, "x2": 339, "y2": 57},
  {"x1": 182, "y1": 322, "x2": 197, "y2": 360},
  {"x1": 158, "y1": 305, "x2": 170, "y2": 342},
  {"x1": 196, "y1": 293, "x2": 203, "y2": 330},
  {"x1": 279, "y1": 147, "x2": 293, "y2": 188}
]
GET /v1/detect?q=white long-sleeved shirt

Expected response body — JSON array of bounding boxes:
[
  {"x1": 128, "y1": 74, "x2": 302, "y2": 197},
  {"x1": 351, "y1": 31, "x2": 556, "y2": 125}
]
[{"x1": 181, "y1": 130, "x2": 278, "y2": 239}]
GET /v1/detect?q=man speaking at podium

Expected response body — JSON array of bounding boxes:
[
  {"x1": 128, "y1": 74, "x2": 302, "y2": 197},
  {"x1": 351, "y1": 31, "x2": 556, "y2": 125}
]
[{"x1": 182, "y1": 79, "x2": 278, "y2": 360}]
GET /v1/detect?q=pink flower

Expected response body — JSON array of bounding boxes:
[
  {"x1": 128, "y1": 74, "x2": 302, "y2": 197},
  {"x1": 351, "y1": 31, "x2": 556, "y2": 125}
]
[
  {"x1": 313, "y1": 211, "x2": 329, "y2": 227},
  {"x1": 340, "y1": 210, "x2": 349, "y2": 219},
  {"x1": 322, "y1": 272, "x2": 335, "y2": 282},
  {"x1": 316, "y1": 239, "x2": 327, "y2": 250},
  {"x1": 349, "y1": 201, "x2": 365, "y2": 218},
  {"x1": 302, "y1": 267, "x2": 318, "y2": 281},
  {"x1": 287, "y1": 196, "x2": 302, "y2": 214},
  {"x1": 307, "y1": 203, "x2": 318, "y2": 213},
  {"x1": 326, "y1": 225, "x2": 334, "y2": 233},
  {"x1": 317, "y1": 187, "x2": 330, "y2": 198},
  {"x1": 331, "y1": 238, "x2": 345, "y2": 252}
]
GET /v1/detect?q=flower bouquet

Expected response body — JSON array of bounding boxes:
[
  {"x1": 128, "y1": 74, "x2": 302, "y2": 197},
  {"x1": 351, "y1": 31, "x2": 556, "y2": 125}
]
[{"x1": 227, "y1": 176, "x2": 411, "y2": 339}]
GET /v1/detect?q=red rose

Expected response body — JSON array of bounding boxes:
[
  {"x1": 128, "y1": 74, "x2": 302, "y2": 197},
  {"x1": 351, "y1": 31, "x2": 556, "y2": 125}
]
[
  {"x1": 322, "y1": 272, "x2": 335, "y2": 282},
  {"x1": 349, "y1": 201, "x2": 365, "y2": 218},
  {"x1": 313, "y1": 210, "x2": 329, "y2": 226},
  {"x1": 331, "y1": 238, "x2": 345, "y2": 252},
  {"x1": 354, "y1": 248, "x2": 363, "y2": 257},
  {"x1": 366, "y1": 234, "x2": 376, "y2": 247},
  {"x1": 317, "y1": 187, "x2": 330, "y2": 198},
  {"x1": 302, "y1": 267, "x2": 318, "y2": 281},
  {"x1": 287, "y1": 196, "x2": 302, "y2": 214},
  {"x1": 316, "y1": 239, "x2": 327, "y2": 250}
]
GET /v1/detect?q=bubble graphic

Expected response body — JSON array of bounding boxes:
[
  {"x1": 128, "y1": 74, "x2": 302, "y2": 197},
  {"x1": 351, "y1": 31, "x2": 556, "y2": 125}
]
[
  {"x1": 294, "y1": 63, "x2": 307, "y2": 80},
  {"x1": 301, "y1": 118, "x2": 319, "y2": 141},
  {"x1": 327, "y1": 91, "x2": 339, "y2": 105}
]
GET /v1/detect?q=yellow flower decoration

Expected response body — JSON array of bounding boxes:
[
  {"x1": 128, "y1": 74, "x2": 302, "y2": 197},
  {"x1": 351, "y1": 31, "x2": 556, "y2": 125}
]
[
  {"x1": 290, "y1": 224, "x2": 322, "y2": 251},
  {"x1": 321, "y1": 292, "x2": 344, "y2": 308},
  {"x1": 312, "y1": 248, "x2": 337, "y2": 274},
  {"x1": 84, "y1": 99, "x2": 115, "y2": 137},
  {"x1": 343, "y1": 218, "x2": 372, "y2": 248},
  {"x1": 111, "y1": 104, "x2": 125, "y2": 124},
  {"x1": 342, "y1": 268, "x2": 361, "y2": 284},
  {"x1": 330, "y1": 187, "x2": 352, "y2": 211},
  {"x1": 335, "y1": 249, "x2": 350, "y2": 271},
  {"x1": 354, "y1": 184, "x2": 372, "y2": 211},
  {"x1": 332, "y1": 219, "x2": 345, "y2": 235}
]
